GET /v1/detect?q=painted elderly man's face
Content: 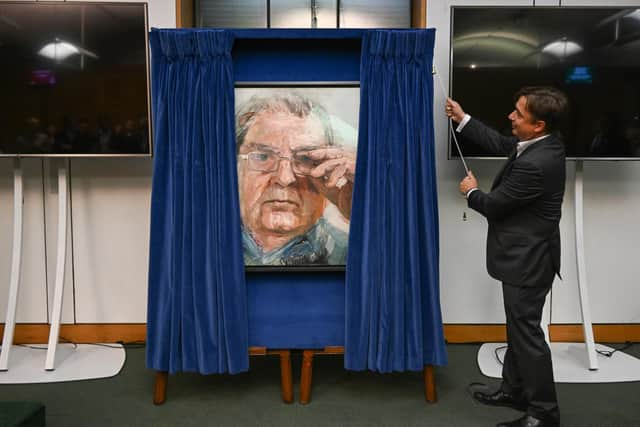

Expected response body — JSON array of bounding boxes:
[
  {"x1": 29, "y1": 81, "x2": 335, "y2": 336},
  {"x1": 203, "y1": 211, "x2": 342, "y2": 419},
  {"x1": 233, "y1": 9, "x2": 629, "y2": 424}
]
[{"x1": 238, "y1": 110, "x2": 328, "y2": 243}]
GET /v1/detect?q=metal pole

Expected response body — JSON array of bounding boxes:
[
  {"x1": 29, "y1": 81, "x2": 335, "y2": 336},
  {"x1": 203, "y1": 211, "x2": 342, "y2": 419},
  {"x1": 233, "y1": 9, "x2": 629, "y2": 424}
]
[
  {"x1": 45, "y1": 160, "x2": 69, "y2": 371},
  {"x1": 574, "y1": 160, "x2": 599, "y2": 370},
  {"x1": 0, "y1": 158, "x2": 25, "y2": 371}
]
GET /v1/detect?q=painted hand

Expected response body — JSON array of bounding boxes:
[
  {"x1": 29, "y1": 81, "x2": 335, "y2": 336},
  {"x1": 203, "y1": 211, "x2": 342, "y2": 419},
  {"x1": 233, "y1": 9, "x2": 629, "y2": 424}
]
[{"x1": 302, "y1": 146, "x2": 356, "y2": 220}]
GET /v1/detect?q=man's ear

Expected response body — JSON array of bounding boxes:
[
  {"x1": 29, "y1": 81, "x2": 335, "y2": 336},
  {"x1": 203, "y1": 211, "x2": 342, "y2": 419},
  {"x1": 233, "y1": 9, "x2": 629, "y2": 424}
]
[{"x1": 534, "y1": 120, "x2": 547, "y2": 133}]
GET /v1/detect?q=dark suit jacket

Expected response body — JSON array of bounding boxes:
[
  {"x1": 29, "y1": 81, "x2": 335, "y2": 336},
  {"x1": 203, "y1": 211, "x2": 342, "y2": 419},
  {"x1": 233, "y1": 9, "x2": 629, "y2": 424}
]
[{"x1": 461, "y1": 118, "x2": 566, "y2": 287}]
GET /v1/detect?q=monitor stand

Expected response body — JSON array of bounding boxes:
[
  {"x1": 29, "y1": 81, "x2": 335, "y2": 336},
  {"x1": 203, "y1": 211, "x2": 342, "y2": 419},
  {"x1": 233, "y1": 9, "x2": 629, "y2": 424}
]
[
  {"x1": 477, "y1": 160, "x2": 640, "y2": 383},
  {"x1": 0, "y1": 158, "x2": 124, "y2": 383},
  {"x1": 0, "y1": 158, "x2": 25, "y2": 371}
]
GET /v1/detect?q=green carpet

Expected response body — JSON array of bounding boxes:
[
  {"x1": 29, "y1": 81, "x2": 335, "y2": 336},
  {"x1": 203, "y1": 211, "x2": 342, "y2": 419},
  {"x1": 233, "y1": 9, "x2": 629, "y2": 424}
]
[
  {"x1": 0, "y1": 402, "x2": 45, "y2": 427},
  {"x1": 0, "y1": 344, "x2": 638, "y2": 426}
]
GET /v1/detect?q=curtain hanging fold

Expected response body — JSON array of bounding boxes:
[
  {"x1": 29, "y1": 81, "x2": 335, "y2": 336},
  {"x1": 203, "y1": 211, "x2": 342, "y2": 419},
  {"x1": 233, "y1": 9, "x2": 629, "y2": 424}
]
[
  {"x1": 345, "y1": 29, "x2": 447, "y2": 372},
  {"x1": 146, "y1": 29, "x2": 249, "y2": 375}
]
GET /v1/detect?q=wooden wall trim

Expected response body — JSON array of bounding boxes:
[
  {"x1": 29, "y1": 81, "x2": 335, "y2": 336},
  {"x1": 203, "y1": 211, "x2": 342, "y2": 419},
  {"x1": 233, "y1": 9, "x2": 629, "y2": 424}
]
[
  {"x1": 0, "y1": 324, "x2": 146, "y2": 344},
  {"x1": 176, "y1": 0, "x2": 194, "y2": 28},
  {"x1": 444, "y1": 325, "x2": 507, "y2": 343},
  {"x1": 551, "y1": 324, "x2": 640, "y2": 343},
  {"x1": 412, "y1": 0, "x2": 427, "y2": 28},
  {"x1": 175, "y1": 0, "x2": 182, "y2": 28},
  {"x1": 444, "y1": 324, "x2": 640, "y2": 343},
  {"x1": 2, "y1": 324, "x2": 638, "y2": 344}
]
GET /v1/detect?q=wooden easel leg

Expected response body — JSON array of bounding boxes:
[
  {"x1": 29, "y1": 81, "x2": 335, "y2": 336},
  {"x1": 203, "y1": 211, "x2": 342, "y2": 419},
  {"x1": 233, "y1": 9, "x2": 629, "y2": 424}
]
[
  {"x1": 423, "y1": 365, "x2": 437, "y2": 403},
  {"x1": 279, "y1": 350, "x2": 293, "y2": 403},
  {"x1": 153, "y1": 371, "x2": 168, "y2": 405},
  {"x1": 299, "y1": 350, "x2": 314, "y2": 404}
]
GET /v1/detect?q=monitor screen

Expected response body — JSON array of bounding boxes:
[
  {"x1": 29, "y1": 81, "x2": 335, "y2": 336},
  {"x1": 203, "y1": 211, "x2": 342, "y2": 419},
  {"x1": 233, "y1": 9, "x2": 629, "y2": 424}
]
[
  {"x1": 0, "y1": 2, "x2": 151, "y2": 157},
  {"x1": 450, "y1": 6, "x2": 640, "y2": 160}
]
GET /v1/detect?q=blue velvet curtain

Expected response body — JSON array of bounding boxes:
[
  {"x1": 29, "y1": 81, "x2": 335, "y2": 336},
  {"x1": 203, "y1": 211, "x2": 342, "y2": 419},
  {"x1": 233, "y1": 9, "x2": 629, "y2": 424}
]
[
  {"x1": 345, "y1": 30, "x2": 447, "y2": 372},
  {"x1": 146, "y1": 29, "x2": 249, "y2": 375}
]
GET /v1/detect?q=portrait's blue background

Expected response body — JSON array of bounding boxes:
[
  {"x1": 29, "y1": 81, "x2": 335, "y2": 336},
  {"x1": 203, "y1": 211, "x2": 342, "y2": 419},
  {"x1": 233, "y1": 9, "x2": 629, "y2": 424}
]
[{"x1": 147, "y1": 29, "x2": 446, "y2": 374}]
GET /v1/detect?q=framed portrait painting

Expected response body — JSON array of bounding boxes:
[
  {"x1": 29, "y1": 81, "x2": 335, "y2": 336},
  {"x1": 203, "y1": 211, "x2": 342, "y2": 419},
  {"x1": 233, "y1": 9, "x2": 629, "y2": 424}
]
[{"x1": 235, "y1": 84, "x2": 359, "y2": 270}]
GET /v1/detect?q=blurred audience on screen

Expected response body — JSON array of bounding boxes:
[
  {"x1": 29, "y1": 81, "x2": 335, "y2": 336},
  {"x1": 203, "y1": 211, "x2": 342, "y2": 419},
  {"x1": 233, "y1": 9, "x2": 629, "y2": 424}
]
[{"x1": 8, "y1": 113, "x2": 149, "y2": 155}]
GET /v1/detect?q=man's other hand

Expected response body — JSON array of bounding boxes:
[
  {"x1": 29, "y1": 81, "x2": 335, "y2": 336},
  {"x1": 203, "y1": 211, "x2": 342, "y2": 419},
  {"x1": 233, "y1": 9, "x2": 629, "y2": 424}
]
[
  {"x1": 459, "y1": 171, "x2": 478, "y2": 196},
  {"x1": 446, "y1": 98, "x2": 466, "y2": 123}
]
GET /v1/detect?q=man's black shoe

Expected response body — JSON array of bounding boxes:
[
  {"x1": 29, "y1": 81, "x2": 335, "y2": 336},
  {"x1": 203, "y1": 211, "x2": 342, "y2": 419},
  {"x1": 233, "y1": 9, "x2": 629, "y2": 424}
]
[
  {"x1": 468, "y1": 383, "x2": 528, "y2": 411},
  {"x1": 496, "y1": 414, "x2": 559, "y2": 427}
]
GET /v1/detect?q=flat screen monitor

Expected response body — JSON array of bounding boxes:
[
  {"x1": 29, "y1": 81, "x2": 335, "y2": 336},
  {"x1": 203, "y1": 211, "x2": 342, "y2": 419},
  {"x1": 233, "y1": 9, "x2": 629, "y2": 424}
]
[
  {"x1": 0, "y1": 2, "x2": 151, "y2": 157},
  {"x1": 450, "y1": 6, "x2": 640, "y2": 160}
]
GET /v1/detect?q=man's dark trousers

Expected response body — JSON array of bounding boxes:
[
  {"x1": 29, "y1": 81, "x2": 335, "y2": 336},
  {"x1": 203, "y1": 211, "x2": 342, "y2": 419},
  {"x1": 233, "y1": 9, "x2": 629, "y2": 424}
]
[{"x1": 501, "y1": 282, "x2": 559, "y2": 423}]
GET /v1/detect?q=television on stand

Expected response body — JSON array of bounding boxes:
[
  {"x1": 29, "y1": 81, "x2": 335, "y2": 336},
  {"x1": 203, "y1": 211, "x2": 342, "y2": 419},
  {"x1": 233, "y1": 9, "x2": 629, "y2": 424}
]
[
  {"x1": 449, "y1": 5, "x2": 640, "y2": 376},
  {"x1": 449, "y1": 6, "x2": 640, "y2": 160},
  {"x1": 0, "y1": 1, "x2": 151, "y2": 157},
  {"x1": 0, "y1": 1, "x2": 152, "y2": 378}
]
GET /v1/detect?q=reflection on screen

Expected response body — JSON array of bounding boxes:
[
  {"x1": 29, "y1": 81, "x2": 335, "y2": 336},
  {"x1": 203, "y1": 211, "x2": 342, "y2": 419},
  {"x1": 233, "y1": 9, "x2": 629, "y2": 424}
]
[
  {"x1": 0, "y1": 2, "x2": 151, "y2": 156},
  {"x1": 451, "y1": 7, "x2": 640, "y2": 159}
]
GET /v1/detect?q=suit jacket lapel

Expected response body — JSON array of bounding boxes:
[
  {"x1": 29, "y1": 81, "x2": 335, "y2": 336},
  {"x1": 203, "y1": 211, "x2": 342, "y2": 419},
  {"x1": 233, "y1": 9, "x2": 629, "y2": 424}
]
[{"x1": 490, "y1": 136, "x2": 558, "y2": 190}]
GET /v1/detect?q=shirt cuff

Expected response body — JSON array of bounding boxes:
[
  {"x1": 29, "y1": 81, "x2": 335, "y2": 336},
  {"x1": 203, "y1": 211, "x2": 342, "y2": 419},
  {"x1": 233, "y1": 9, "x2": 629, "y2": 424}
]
[
  {"x1": 465, "y1": 188, "x2": 478, "y2": 199},
  {"x1": 456, "y1": 114, "x2": 471, "y2": 133}
]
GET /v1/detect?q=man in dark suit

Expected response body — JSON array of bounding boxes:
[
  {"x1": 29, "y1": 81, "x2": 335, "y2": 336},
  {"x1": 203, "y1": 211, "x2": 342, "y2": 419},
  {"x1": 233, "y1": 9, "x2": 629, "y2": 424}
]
[{"x1": 446, "y1": 86, "x2": 569, "y2": 427}]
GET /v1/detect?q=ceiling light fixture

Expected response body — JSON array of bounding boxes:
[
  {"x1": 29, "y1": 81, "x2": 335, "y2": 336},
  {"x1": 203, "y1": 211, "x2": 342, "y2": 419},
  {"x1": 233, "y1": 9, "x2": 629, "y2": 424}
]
[
  {"x1": 541, "y1": 37, "x2": 583, "y2": 58},
  {"x1": 625, "y1": 9, "x2": 640, "y2": 21},
  {"x1": 38, "y1": 38, "x2": 98, "y2": 62}
]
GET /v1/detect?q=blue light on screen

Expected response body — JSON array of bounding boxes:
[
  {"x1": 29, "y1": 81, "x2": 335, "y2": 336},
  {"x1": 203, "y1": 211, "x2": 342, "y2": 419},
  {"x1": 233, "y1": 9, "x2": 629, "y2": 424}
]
[{"x1": 566, "y1": 66, "x2": 593, "y2": 84}]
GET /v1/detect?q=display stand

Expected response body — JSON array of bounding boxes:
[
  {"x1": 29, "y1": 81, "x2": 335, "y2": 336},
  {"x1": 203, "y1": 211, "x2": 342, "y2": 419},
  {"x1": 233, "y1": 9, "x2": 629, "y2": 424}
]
[
  {"x1": 298, "y1": 347, "x2": 437, "y2": 404},
  {"x1": 0, "y1": 158, "x2": 24, "y2": 371},
  {"x1": 45, "y1": 161, "x2": 69, "y2": 370},
  {"x1": 0, "y1": 159, "x2": 124, "y2": 383},
  {"x1": 154, "y1": 348, "x2": 294, "y2": 405},
  {"x1": 478, "y1": 160, "x2": 640, "y2": 383},
  {"x1": 571, "y1": 160, "x2": 598, "y2": 370}
]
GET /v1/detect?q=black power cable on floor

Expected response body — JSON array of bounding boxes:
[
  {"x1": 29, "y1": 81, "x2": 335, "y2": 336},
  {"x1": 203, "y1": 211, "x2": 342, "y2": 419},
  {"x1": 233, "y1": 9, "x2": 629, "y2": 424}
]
[
  {"x1": 493, "y1": 341, "x2": 636, "y2": 365},
  {"x1": 18, "y1": 339, "x2": 145, "y2": 351},
  {"x1": 596, "y1": 342, "x2": 635, "y2": 358},
  {"x1": 494, "y1": 345, "x2": 508, "y2": 365}
]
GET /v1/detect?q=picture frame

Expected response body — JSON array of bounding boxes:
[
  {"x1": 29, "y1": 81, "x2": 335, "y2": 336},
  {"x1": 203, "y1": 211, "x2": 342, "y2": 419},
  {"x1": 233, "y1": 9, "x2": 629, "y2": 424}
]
[{"x1": 235, "y1": 83, "x2": 359, "y2": 271}]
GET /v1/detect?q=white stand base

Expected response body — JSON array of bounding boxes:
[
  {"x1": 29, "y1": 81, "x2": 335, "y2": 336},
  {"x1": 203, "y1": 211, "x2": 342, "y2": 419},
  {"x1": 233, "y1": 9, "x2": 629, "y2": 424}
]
[
  {"x1": 478, "y1": 343, "x2": 640, "y2": 383},
  {"x1": 0, "y1": 344, "x2": 125, "y2": 384}
]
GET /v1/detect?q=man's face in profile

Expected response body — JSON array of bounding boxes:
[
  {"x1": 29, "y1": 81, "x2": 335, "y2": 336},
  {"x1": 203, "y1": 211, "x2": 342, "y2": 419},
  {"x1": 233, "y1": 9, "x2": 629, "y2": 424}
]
[
  {"x1": 508, "y1": 96, "x2": 545, "y2": 141},
  {"x1": 238, "y1": 110, "x2": 327, "y2": 249}
]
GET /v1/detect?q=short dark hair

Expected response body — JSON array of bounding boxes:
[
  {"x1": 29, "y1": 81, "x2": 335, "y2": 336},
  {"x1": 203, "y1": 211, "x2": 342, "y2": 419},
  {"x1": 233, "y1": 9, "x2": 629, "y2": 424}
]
[{"x1": 514, "y1": 86, "x2": 569, "y2": 133}]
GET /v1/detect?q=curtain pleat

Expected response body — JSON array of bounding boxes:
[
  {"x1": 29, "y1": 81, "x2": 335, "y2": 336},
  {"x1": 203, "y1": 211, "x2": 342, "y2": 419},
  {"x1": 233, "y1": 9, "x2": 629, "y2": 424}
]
[
  {"x1": 345, "y1": 30, "x2": 447, "y2": 372},
  {"x1": 146, "y1": 29, "x2": 248, "y2": 375}
]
